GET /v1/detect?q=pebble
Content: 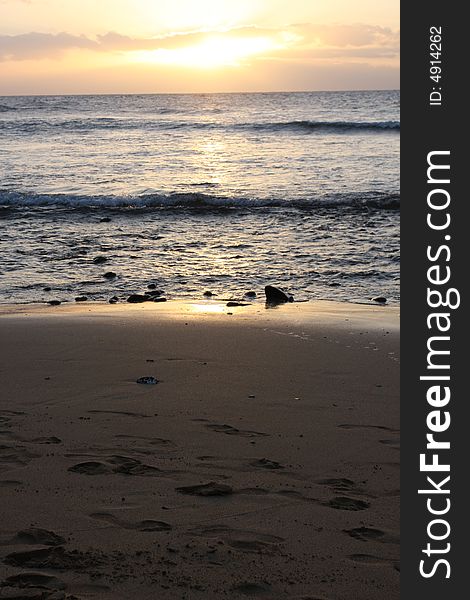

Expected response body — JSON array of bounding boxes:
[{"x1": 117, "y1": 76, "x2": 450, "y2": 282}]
[{"x1": 136, "y1": 377, "x2": 159, "y2": 385}]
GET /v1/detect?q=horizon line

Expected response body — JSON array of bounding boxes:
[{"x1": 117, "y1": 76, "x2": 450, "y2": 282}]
[{"x1": 0, "y1": 88, "x2": 400, "y2": 98}]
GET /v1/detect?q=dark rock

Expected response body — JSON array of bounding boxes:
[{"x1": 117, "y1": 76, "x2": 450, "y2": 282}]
[
  {"x1": 245, "y1": 291, "x2": 256, "y2": 298},
  {"x1": 103, "y1": 271, "x2": 117, "y2": 279},
  {"x1": 136, "y1": 376, "x2": 159, "y2": 385},
  {"x1": 371, "y1": 296, "x2": 387, "y2": 304},
  {"x1": 43, "y1": 287, "x2": 52, "y2": 292},
  {"x1": 203, "y1": 291, "x2": 214, "y2": 297},
  {"x1": 92, "y1": 256, "x2": 107, "y2": 264},
  {"x1": 153, "y1": 297, "x2": 167, "y2": 303},
  {"x1": 147, "y1": 283, "x2": 157, "y2": 290},
  {"x1": 109, "y1": 296, "x2": 119, "y2": 304},
  {"x1": 127, "y1": 294, "x2": 150, "y2": 303},
  {"x1": 264, "y1": 285, "x2": 293, "y2": 304},
  {"x1": 75, "y1": 296, "x2": 88, "y2": 302},
  {"x1": 100, "y1": 217, "x2": 112, "y2": 223},
  {"x1": 147, "y1": 289, "x2": 164, "y2": 297},
  {"x1": 328, "y1": 281, "x2": 341, "y2": 287},
  {"x1": 226, "y1": 301, "x2": 250, "y2": 307},
  {"x1": 48, "y1": 300, "x2": 61, "y2": 306}
]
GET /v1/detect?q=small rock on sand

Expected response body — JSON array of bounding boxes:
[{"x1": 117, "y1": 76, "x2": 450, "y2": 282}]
[
  {"x1": 47, "y1": 300, "x2": 61, "y2": 306},
  {"x1": 75, "y1": 296, "x2": 88, "y2": 302},
  {"x1": 92, "y1": 256, "x2": 107, "y2": 264},
  {"x1": 265, "y1": 285, "x2": 293, "y2": 304},
  {"x1": 103, "y1": 271, "x2": 117, "y2": 279},
  {"x1": 127, "y1": 294, "x2": 150, "y2": 303},
  {"x1": 371, "y1": 296, "x2": 387, "y2": 304},
  {"x1": 136, "y1": 376, "x2": 159, "y2": 385}
]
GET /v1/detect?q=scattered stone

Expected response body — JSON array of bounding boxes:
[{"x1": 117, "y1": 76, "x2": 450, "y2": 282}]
[
  {"x1": 75, "y1": 296, "x2": 88, "y2": 302},
  {"x1": 264, "y1": 285, "x2": 294, "y2": 304},
  {"x1": 245, "y1": 291, "x2": 256, "y2": 298},
  {"x1": 103, "y1": 271, "x2": 117, "y2": 279},
  {"x1": 226, "y1": 301, "x2": 250, "y2": 307},
  {"x1": 109, "y1": 296, "x2": 119, "y2": 304},
  {"x1": 92, "y1": 256, "x2": 107, "y2": 264},
  {"x1": 100, "y1": 217, "x2": 112, "y2": 223},
  {"x1": 371, "y1": 296, "x2": 387, "y2": 304},
  {"x1": 328, "y1": 281, "x2": 341, "y2": 287},
  {"x1": 43, "y1": 287, "x2": 52, "y2": 292},
  {"x1": 153, "y1": 297, "x2": 167, "y2": 303},
  {"x1": 127, "y1": 294, "x2": 150, "y2": 303},
  {"x1": 147, "y1": 283, "x2": 157, "y2": 290},
  {"x1": 146, "y1": 289, "x2": 164, "y2": 297},
  {"x1": 176, "y1": 482, "x2": 233, "y2": 497},
  {"x1": 136, "y1": 376, "x2": 159, "y2": 385},
  {"x1": 203, "y1": 291, "x2": 214, "y2": 297},
  {"x1": 47, "y1": 300, "x2": 61, "y2": 306}
]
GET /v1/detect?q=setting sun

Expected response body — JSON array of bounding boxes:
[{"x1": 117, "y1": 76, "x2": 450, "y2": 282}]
[{"x1": 127, "y1": 34, "x2": 279, "y2": 69}]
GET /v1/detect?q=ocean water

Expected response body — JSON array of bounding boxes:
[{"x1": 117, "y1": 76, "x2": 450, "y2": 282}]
[{"x1": 0, "y1": 91, "x2": 399, "y2": 305}]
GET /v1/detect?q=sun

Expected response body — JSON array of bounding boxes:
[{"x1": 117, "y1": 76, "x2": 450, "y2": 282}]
[{"x1": 127, "y1": 34, "x2": 278, "y2": 69}]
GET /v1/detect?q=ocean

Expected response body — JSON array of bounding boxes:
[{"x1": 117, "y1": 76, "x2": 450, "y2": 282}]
[{"x1": 0, "y1": 90, "x2": 399, "y2": 305}]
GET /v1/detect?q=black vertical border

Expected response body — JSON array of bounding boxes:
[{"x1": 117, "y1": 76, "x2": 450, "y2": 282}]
[{"x1": 401, "y1": 2, "x2": 466, "y2": 597}]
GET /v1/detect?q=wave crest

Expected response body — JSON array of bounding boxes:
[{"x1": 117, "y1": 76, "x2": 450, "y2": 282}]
[{"x1": 0, "y1": 189, "x2": 400, "y2": 211}]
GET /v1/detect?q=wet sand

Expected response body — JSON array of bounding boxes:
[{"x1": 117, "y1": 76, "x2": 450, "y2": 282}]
[{"x1": 0, "y1": 300, "x2": 399, "y2": 599}]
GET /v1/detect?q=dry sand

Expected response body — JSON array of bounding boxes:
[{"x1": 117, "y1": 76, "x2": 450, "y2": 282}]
[{"x1": 0, "y1": 300, "x2": 399, "y2": 600}]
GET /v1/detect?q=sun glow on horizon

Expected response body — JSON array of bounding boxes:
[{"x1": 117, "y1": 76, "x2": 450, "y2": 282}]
[{"x1": 126, "y1": 35, "x2": 280, "y2": 68}]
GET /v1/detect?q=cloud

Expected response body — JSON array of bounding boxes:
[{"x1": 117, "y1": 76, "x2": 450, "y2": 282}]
[
  {"x1": 0, "y1": 23, "x2": 399, "y2": 62},
  {"x1": 0, "y1": 32, "x2": 97, "y2": 60}
]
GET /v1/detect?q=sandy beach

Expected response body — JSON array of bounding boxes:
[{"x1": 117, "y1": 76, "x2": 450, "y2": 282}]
[{"x1": 0, "y1": 300, "x2": 399, "y2": 599}]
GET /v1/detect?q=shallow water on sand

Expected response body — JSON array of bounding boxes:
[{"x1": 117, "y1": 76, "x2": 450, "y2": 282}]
[{"x1": 0, "y1": 91, "x2": 399, "y2": 304}]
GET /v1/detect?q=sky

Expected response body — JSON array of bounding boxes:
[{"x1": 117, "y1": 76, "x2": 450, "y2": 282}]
[{"x1": 0, "y1": 0, "x2": 399, "y2": 95}]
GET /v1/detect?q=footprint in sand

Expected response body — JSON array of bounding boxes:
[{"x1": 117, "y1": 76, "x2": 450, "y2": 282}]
[
  {"x1": 379, "y1": 438, "x2": 400, "y2": 449},
  {"x1": 344, "y1": 527, "x2": 399, "y2": 544},
  {"x1": 89, "y1": 512, "x2": 172, "y2": 532},
  {"x1": 0, "y1": 444, "x2": 40, "y2": 471},
  {"x1": 316, "y1": 477, "x2": 372, "y2": 497},
  {"x1": 232, "y1": 582, "x2": 272, "y2": 596},
  {"x1": 176, "y1": 482, "x2": 233, "y2": 497},
  {"x1": 3, "y1": 572, "x2": 66, "y2": 591},
  {"x1": 0, "y1": 479, "x2": 23, "y2": 488},
  {"x1": 324, "y1": 496, "x2": 370, "y2": 511},
  {"x1": 68, "y1": 455, "x2": 164, "y2": 477},
  {"x1": 30, "y1": 436, "x2": 62, "y2": 445},
  {"x1": 9, "y1": 528, "x2": 66, "y2": 547},
  {"x1": 190, "y1": 525, "x2": 284, "y2": 554},
  {"x1": 4, "y1": 546, "x2": 101, "y2": 570},
  {"x1": 250, "y1": 458, "x2": 284, "y2": 470},
  {"x1": 114, "y1": 434, "x2": 177, "y2": 450},
  {"x1": 348, "y1": 553, "x2": 400, "y2": 570},
  {"x1": 338, "y1": 424, "x2": 399, "y2": 434},
  {"x1": 205, "y1": 423, "x2": 268, "y2": 437},
  {"x1": 87, "y1": 410, "x2": 151, "y2": 418}
]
